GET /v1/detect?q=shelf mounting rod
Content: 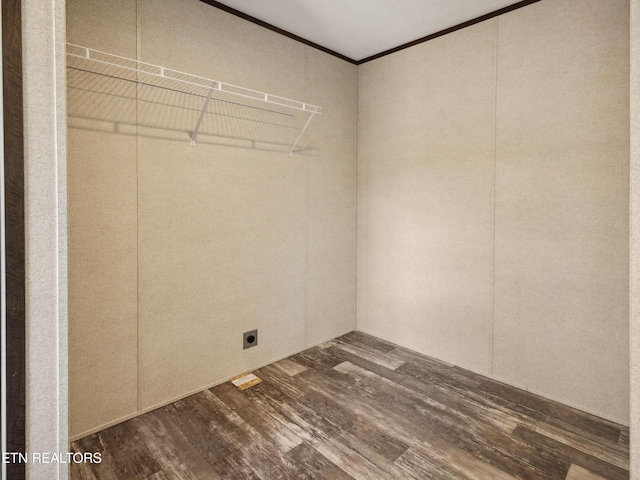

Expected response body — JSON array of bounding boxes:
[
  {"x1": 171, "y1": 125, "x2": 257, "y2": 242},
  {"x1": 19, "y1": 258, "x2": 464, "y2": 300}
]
[
  {"x1": 289, "y1": 107, "x2": 318, "y2": 156},
  {"x1": 190, "y1": 81, "x2": 218, "y2": 146}
]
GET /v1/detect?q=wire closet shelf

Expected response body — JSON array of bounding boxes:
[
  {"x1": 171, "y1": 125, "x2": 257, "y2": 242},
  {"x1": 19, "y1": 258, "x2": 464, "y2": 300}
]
[{"x1": 66, "y1": 43, "x2": 321, "y2": 155}]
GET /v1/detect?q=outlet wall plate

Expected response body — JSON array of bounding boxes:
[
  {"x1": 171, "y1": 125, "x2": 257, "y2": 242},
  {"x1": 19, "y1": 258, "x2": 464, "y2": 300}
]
[{"x1": 243, "y1": 329, "x2": 258, "y2": 349}]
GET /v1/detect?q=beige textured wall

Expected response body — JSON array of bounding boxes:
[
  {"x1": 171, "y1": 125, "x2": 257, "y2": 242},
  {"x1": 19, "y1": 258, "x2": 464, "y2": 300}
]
[
  {"x1": 357, "y1": 20, "x2": 497, "y2": 371},
  {"x1": 357, "y1": 0, "x2": 630, "y2": 424},
  {"x1": 67, "y1": 0, "x2": 356, "y2": 438},
  {"x1": 67, "y1": 0, "x2": 139, "y2": 439},
  {"x1": 492, "y1": 0, "x2": 629, "y2": 425}
]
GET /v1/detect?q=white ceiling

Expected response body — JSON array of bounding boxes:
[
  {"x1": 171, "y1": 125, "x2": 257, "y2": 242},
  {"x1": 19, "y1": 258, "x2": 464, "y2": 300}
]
[{"x1": 212, "y1": 0, "x2": 527, "y2": 61}]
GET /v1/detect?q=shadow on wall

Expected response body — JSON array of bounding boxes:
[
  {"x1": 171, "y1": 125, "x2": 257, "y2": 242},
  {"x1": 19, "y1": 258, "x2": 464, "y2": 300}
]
[{"x1": 67, "y1": 68, "x2": 321, "y2": 156}]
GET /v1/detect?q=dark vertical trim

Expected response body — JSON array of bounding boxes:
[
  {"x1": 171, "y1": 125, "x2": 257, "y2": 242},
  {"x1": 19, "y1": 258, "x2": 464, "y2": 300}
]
[
  {"x1": 356, "y1": 0, "x2": 542, "y2": 64},
  {"x1": 2, "y1": 0, "x2": 26, "y2": 477}
]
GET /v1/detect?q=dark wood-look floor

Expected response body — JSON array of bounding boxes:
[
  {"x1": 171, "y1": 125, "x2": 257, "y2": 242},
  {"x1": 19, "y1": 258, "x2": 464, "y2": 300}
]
[{"x1": 70, "y1": 332, "x2": 630, "y2": 480}]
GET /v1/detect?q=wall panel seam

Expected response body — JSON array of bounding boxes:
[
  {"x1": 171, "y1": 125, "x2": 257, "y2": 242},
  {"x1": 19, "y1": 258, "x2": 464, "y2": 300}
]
[
  {"x1": 135, "y1": 0, "x2": 141, "y2": 414},
  {"x1": 354, "y1": 62, "x2": 359, "y2": 331},
  {"x1": 304, "y1": 45, "x2": 309, "y2": 347},
  {"x1": 629, "y1": 0, "x2": 640, "y2": 475},
  {"x1": 490, "y1": 16, "x2": 500, "y2": 377}
]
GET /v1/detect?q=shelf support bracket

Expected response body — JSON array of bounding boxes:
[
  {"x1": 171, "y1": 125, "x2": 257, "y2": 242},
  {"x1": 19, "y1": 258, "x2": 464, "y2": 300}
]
[
  {"x1": 190, "y1": 81, "x2": 218, "y2": 146},
  {"x1": 289, "y1": 107, "x2": 318, "y2": 156}
]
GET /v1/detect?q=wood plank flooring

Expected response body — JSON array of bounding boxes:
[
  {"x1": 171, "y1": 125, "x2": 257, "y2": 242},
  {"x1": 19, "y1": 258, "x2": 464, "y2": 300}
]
[{"x1": 70, "y1": 332, "x2": 630, "y2": 479}]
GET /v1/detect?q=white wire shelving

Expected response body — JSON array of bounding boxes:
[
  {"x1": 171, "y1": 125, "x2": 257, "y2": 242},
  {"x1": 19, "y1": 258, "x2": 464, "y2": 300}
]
[{"x1": 66, "y1": 43, "x2": 321, "y2": 155}]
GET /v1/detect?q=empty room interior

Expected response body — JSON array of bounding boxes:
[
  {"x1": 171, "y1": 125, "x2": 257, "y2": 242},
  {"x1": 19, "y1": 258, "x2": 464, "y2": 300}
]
[{"x1": 58, "y1": 0, "x2": 634, "y2": 478}]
